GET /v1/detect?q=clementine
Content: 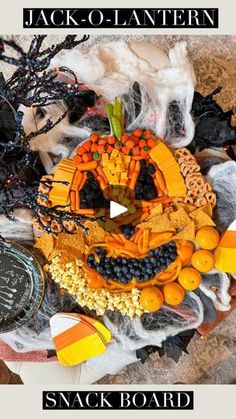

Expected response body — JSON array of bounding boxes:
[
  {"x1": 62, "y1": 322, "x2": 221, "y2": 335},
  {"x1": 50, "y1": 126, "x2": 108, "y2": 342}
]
[
  {"x1": 196, "y1": 226, "x2": 219, "y2": 250},
  {"x1": 178, "y1": 267, "x2": 202, "y2": 290},
  {"x1": 191, "y1": 249, "x2": 215, "y2": 273},
  {"x1": 140, "y1": 286, "x2": 164, "y2": 312},
  {"x1": 163, "y1": 282, "x2": 185, "y2": 306}
]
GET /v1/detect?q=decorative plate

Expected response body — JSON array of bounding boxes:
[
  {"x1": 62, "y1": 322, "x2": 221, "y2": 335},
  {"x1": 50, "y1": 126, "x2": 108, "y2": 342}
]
[{"x1": 0, "y1": 240, "x2": 45, "y2": 333}]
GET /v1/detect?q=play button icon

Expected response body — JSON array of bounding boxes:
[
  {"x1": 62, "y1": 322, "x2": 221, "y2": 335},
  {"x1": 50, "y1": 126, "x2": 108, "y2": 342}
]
[
  {"x1": 90, "y1": 184, "x2": 143, "y2": 233},
  {"x1": 110, "y1": 201, "x2": 128, "y2": 219}
]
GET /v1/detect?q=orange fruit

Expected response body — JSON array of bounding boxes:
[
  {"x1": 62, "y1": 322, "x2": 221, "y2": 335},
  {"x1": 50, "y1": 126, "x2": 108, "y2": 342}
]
[
  {"x1": 191, "y1": 249, "x2": 215, "y2": 273},
  {"x1": 196, "y1": 227, "x2": 219, "y2": 250},
  {"x1": 86, "y1": 268, "x2": 106, "y2": 289},
  {"x1": 178, "y1": 267, "x2": 202, "y2": 290},
  {"x1": 140, "y1": 286, "x2": 164, "y2": 312},
  {"x1": 163, "y1": 282, "x2": 185, "y2": 306},
  {"x1": 177, "y1": 240, "x2": 195, "y2": 266}
]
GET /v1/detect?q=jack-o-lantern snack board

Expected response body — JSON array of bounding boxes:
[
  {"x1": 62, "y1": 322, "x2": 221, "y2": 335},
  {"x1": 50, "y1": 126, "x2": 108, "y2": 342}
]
[{"x1": 35, "y1": 99, "x2": 220, "y2": 318}]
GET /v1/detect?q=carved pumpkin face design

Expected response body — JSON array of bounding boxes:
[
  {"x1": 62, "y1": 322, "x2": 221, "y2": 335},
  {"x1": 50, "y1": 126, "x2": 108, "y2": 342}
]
[{"x1": 36, "y1": 101, "x2": 217, "y2": 316}]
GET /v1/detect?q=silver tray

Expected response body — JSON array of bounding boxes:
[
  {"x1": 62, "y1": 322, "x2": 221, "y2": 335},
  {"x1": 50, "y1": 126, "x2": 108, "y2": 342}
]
[{"x1": 0, "y1": 240, "x2": 45, "y2": 333}]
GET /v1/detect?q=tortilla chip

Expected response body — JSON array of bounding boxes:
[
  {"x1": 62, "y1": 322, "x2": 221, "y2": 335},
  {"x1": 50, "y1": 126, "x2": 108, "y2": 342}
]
[
  {"x1": 84, "y1": 220, "x2": 106, "y2": 245},
  {"x1": 176, "y1": 203, "x2": 196, "y2": 214},
  {"x1": 169, "y1": 207, "x2": 191, "y2": 228},
  {"x1": 173, "y1": 221, "x2": 195, "y2": 241},
  {"x1": 190, "y1": 203, "x2": 213, "y2": 219},
  {"x1": 190, "y1": 210, "x2": 215, "y2": 229},
  {"x1": 138, "y1": 214, "x2": 162, "y2": 230},
  {"x1": 34, "y1": 233, "x2": 56, "y2": 261},
  {"x1": 147, "y1": 204, "x2": 163, "y2": 219},
  {"x1": 150, "y1": 213, "x2": 175, "y2": 233}
]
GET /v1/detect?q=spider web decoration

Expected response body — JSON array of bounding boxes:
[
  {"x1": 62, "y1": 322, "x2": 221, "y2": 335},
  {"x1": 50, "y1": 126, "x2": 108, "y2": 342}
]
[{"x1": 0, "y1": 35, "x2": 91, "y2": 218}]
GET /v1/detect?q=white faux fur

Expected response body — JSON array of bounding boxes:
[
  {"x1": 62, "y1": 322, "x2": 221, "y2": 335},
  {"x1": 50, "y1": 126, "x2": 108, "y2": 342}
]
[{"x1": 0, "y1": 209, "x2": 34, "y2": 241}]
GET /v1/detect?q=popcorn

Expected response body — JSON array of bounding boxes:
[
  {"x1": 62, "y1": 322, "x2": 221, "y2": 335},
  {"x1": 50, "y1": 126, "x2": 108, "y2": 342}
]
[{"x1": 48, "y1": 255, "x2": 145, "y2": 319}]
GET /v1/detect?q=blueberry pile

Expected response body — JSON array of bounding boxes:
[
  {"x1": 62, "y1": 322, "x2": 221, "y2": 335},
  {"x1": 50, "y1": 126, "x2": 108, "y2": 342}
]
[
  {"x1": 120, "y1": 224, "x2": 135, "y2": 239},
  {"x1": 87, "y1": 241, "x2": 177, "y2": 284},
  {"x1": 135, "y1": 160, "x2": 157, "y2": 200},
  {"x1": 80, "y1": 171, "x2": 109, "y2": 209}
]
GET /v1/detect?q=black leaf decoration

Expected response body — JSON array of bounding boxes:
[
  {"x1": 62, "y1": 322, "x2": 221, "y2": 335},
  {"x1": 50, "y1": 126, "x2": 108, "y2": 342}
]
[
  {"x1": 189, "y1": 87, "x2": 236, "y2": 153},
  {"x1": 136, "y1": 329, "x2": 196, "y2": 364}
]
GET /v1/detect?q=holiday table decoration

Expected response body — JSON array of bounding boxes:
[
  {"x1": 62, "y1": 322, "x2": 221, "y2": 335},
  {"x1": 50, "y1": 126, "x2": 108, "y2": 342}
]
[{"x1": 0, "y1": 35, "x2": 235, "y2": 366}]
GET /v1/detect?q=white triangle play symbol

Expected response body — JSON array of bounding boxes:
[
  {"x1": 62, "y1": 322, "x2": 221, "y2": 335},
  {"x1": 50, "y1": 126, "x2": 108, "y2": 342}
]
[{"x1": 110, "y1": 201, "x2": 128, "y2": 219}]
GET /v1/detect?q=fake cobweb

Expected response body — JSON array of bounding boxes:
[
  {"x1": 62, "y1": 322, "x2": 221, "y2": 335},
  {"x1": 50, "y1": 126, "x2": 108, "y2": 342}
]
[
  {"x1": 101, "y1": 273, "x2": 230, "y2": 353},
  {"x1": 86, "y1": 272, "x2": 230, "y2": 373},
  {"x1": 52, "y1": 41, "x2": 195, "y2": 148},
  {"x1": 0, "y1": 271, "x2": 230, "y2": 356}
]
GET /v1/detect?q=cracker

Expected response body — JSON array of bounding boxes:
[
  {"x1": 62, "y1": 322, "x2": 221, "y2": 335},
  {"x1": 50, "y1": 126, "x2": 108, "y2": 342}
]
[
  {"x1": 169, "y1": 207, "x2": 191, "y2": 228},
  {"x1": 173, "y1": 221, "x2": 195, "y2": 241},
  {"x1": 190, "y1": 210, "x2": 215, "y2": 229}
]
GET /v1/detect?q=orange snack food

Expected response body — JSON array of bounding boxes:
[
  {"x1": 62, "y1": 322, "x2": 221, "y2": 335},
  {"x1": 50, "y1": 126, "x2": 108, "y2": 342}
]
[
  {"x1": 70, "y1": 191, "x2": 76, "y2": 211},
  {"x1": 129, "y1": 171, "x2": 139, "y2": 190},
  {"x1": 147, "y1": 138, "x2": 156, "y2": 148},
  {"x1": 83, "y1": 141, "x2": 92, "y2": 151},
  {"x1": 76, "y1": 146, "x2": 86, "y2": 155},
  {"x1": 107, "y1": 136, "x2": 116, "y2": 144},
  {"x1": 195, "y1": 226, "x2": 220, "y2": 250},
  {"x1": 98, "y1": 138, "x2": 107, "y2": 145},
  {"x1": 144, "y1": 130, "x2": 152, "y2": 139},
  {"x1": 176, "y1": 240, "x2": 195, "y2": 265},
  {"x1": 178, "y1": 267, "x2": 202, "y2": 290},
  {"x1": 133, "y1": 129, "x2": 143, "y2": 138},
  {"x1": 82, "y1": 153, "x2": 92, "y2": 163},
  {"x1": 73, "y1": 155, "x2": 82, "y2": 165},
  {"x1": 90, "y1": 133, "x2": 99, "y2": 142},
  {"x1": 133, "y1": 146, "x2": 140, "y2": 156},
  {"x1": 140, "y1": 287, "x2": 164, "y2": 311},
  {"x1": 126, "y1": 139, "x2": 135, "y2": 149},
  {"x1": 97, "y1": 145, "x2": 106, "y2": 154},
  {"x1": 139, "y1": 139, "x2": 147, "y2": 148},
  {"x1": 85, "y1": 268, "x2": 107, "y2": 289},
  {"x1": 191, "y1": 249, "x2": 215, "y2": 273},
  {"x1": 163, "y1": 282, "x2": 185, "y2": 306},
  {"x1": 91, "y1": 143, "x2": 98, "y2": 152},
  {"x1": 76, "y1": 161, "x2": 98, "y2": 171}
]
